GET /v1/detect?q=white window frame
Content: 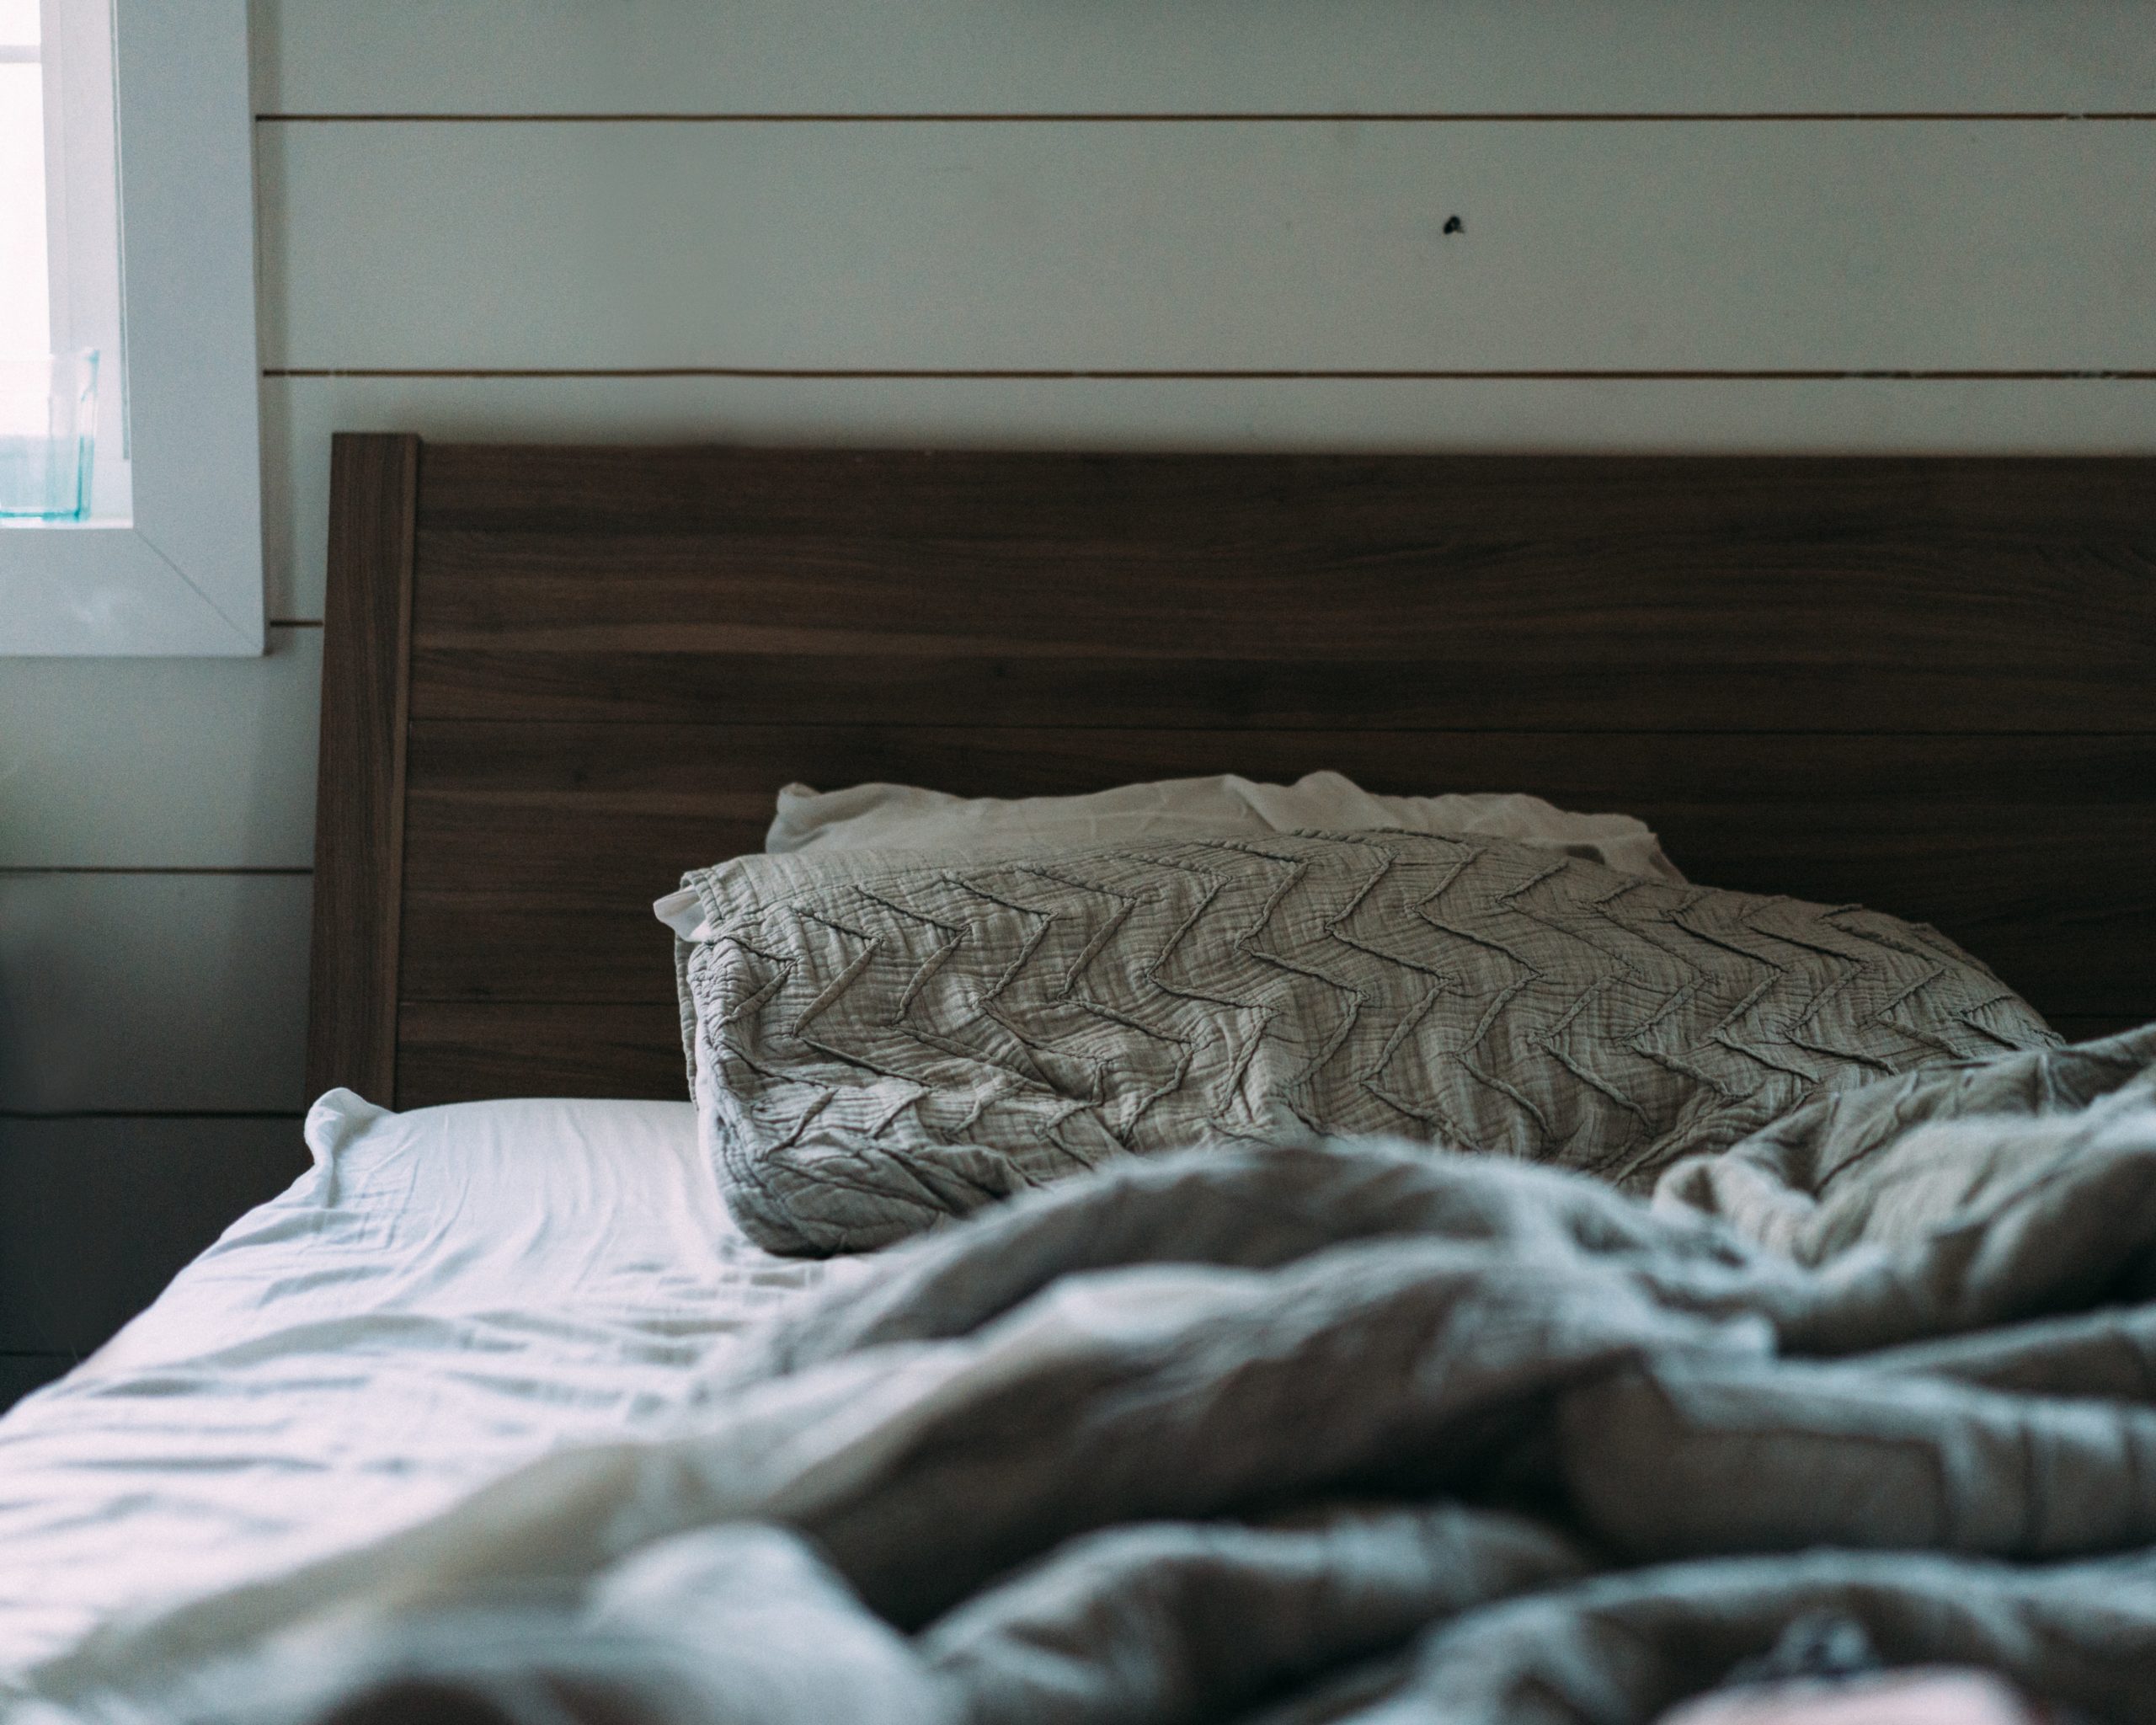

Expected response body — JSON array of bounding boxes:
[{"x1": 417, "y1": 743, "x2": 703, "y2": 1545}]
[{"x1": 0, "y1": 0, "x2": 262, "y2": 656}]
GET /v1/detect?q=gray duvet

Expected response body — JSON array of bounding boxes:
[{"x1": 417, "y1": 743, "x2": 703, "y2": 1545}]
[
  {"x1": 25, "y1": 1026, "x2": 2156, "y2": 1725},
  {"x1": 674, "y1": 830, "x2": 2054, "y2": 1254}
]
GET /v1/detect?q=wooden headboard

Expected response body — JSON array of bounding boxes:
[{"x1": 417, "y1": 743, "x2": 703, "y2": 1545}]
[{"x1": 307, "y1": 435, "x2": 2155, "y2": 1110}]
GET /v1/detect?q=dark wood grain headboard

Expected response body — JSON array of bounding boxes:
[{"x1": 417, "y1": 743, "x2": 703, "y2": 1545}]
[{"x1": 307, "y1": 435, "x2": 2155, "y2": 1109}]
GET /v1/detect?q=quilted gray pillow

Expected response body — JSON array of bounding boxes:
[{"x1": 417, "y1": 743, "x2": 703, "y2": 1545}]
[{"x1": 670, "y1": 830, "x2": 2057, "y2": 1255}]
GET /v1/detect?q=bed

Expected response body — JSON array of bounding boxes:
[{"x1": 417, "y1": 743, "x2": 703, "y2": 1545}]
[{"x1": 0, "y1": 441, "x2": 2150, "y2": 1723}]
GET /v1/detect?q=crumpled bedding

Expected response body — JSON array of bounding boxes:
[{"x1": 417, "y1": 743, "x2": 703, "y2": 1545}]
[
  {"x1": 14, "y1": 1027, "x2": 2156, "y2": 1725},
  {"x1": 675, "y1": 828, "x2": 2053, "y2": 1254}
]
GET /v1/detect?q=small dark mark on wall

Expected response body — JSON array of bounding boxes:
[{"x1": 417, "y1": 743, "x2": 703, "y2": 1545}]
[{"x1": 1443, "y1": 215, "x2": 1465, "y2": 234}]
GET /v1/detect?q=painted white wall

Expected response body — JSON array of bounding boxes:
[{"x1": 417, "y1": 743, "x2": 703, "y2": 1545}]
[{"x1": 3, "y1": 0, "x2": 2153, "y2": 1379}]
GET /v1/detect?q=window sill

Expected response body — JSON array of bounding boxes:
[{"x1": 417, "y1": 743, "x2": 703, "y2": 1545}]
[{"x1": 0, "y1": 516, "x2": 262, "y2": 654}]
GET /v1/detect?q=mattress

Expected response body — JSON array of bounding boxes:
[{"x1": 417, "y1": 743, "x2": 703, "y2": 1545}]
[{"x1": 0, "y1": 1092, "x2": 851, "y2": 1677}]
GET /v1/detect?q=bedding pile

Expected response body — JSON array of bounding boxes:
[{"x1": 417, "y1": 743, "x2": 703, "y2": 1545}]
[
  {"x1": 671, "y1": 828, "x2": 2053, "y2": 1254},
  {"x1": 17, "y1": 1025, "x2": 2156, "y2": 1725}
]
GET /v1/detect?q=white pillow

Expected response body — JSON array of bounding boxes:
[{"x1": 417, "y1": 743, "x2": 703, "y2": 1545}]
[
  {"x1": 654, "y1": 771, "x2": 1680, "y2": 938},
  {"x1": 770, "y1": 771, "x2": 1680, "y2": 877}
]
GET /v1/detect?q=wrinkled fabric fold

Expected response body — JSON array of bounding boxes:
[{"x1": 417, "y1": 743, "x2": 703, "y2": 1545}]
[{"x1": 19, "y1": 1030, "x2": 2156, "y2": 1725}]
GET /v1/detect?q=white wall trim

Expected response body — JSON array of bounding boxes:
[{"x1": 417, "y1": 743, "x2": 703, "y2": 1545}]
[{"x1": 0, "y1": 0, "x2": 262, "y2": 656}]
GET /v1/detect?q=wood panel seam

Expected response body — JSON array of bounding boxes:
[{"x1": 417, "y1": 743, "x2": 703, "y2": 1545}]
[
  {"x1": 255, "y1": 111, "x2": 2156, "y2": 125},
  {"x1": 399, "y1": 724, "x2": 2155, "y2": 738},
  {"x1": 266, "y1": 367, "x2": 2156, "y2": 382},
  {"x1": 0, "y1": 1110, "x2": 307, "y2": 1122},
  {"x1": 0, "y1": 867, "x2": 313, "y2": 877}
]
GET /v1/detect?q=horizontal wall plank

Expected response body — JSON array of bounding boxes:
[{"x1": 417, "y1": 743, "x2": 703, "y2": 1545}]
[
  {"x1": 397, "y1": 724, "x2": 2156, "y2": 1023},
  {"x1": 265, "y1": 376, "x2": 2156, "y2": 622},
  {"x1": 257, "y1": 121, "x2": 2156, "y2": 373},
  {"x1": 252, "y1": 0, "x2": 2156, "y2": 116},
  {"x1": 0, "y1": 1117, "x2": 310, "y2": 1354},
  {"x1": 0, "y1": 874, "x2": 313, "y2": 1114},
  {"x1": 0, "y1": 628, "x2": 320, "y2": 868},
  {"x1": 396, "y1": 1001, "x2": 685, "y2": 1108}
]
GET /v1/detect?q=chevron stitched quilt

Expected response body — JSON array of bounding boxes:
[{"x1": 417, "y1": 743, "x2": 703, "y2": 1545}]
[{"x1": 672, "y1": 830, "x2": 2057, "y2": 1254}]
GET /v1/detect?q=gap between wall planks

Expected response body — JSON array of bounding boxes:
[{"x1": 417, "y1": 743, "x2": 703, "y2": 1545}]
[
  {"x1": 0, "y1": 868, "x2": 309, "y2": 876},
  {"x1": 0, "y1": 1112, "x2": 304, "y2": 1121},
  {"x1": 268, "y1": 369, "x2": 2156, "y2": 383},
  {"x1": 258, "y1": 112, "x2": 2156, "y2": 123}
]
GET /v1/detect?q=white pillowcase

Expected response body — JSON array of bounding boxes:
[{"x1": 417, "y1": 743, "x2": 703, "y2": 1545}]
[
  {"x1": 768, "y1": 771, "x2": 1681, "y2": 878},
  {"x1": 654, "y1": 772, "x2": 1680, "y2": 937}
]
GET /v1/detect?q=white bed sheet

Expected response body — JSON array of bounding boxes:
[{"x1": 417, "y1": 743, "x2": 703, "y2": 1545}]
[{"x1": 0, "y1": 1091, "x2": 848, "y2": 1679}]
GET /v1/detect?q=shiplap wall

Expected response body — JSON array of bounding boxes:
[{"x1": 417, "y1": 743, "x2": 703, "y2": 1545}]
[{"x1": 3, "y1": 0, "x2": 2154, "y2": 1397}]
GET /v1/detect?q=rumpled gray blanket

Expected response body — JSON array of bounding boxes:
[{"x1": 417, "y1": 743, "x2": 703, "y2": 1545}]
[{"x1": 19, "y1": 1028, "x2": 2156, "y2": 1725}]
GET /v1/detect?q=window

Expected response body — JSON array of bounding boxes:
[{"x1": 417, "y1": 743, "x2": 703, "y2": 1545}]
[
  {"x1": 0, "y1": 0, "x2": 262, "y2": 656},
  {"x1": 1, "y1": 3, "x2": 45, "y2": 361},
  {"x1": 3, "y1": 0, "x2": 125, "y2": 520}
]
